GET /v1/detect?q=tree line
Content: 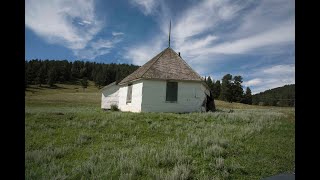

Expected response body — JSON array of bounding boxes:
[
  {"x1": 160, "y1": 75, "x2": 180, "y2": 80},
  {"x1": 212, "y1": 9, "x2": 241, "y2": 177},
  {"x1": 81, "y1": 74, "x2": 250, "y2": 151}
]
[
  {"x1": 252, "y1": 84, "x2": 295, "y2": 107},
  {"x1": 204, "y1": 74, "x2": 252, "y2": 105},
  {"x1": 26, "y1": 59, "x2": 293, "y2": 107},
  {"x1": 25, "y1": 59, "x2": 139, "y2": 88}
]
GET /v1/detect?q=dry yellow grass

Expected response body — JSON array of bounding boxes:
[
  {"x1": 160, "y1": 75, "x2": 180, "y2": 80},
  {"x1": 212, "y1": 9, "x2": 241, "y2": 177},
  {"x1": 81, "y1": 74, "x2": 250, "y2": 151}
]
[
  {"x1": 215, "y1": 100, "x2": 268, "y2": 109},
  {"x1": 25, "y1": 82, "x2": 101, "y2": 107}
]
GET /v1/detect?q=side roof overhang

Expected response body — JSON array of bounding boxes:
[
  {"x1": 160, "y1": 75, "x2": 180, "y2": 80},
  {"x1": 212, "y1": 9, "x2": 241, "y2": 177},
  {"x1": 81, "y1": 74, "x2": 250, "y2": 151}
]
[{"x1": 100, "y1": 81, "x2": 118, "y2": 92}]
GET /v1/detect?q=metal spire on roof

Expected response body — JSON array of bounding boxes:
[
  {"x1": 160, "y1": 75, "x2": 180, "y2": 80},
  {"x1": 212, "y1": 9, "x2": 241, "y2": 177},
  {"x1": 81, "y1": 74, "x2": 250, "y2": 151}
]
[{"x1": 168, "y1": 20, "x2": 171, "y2": 47}]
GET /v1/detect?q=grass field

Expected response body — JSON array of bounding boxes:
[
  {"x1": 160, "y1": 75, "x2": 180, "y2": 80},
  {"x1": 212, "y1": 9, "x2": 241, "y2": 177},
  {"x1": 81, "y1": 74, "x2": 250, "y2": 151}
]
[{"x1": 25, "y1": 82, "x2": 295, "y2": 179}]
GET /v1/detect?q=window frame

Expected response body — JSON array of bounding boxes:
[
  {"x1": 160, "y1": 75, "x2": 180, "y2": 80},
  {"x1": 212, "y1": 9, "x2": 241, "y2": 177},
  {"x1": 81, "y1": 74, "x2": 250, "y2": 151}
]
[
  {"x1": 126, "y1": 83, "x2": 133, "y2": 104},
  {"x1": 165, "y1": 81, "x2": 178, "y2": 103}
]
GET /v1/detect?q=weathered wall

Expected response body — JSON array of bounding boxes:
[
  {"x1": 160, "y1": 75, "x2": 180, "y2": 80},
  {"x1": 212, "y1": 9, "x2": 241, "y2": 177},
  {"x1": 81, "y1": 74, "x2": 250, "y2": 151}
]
[
  {"x1": 101, "y1": 84, "x2": 119, "y2": 109},
  {"x1": 141, "y1": 80, "x2": 207, "y2": 112},
  {"x1": 118, "y1": 80, "x2": 143, "y2": 112}
]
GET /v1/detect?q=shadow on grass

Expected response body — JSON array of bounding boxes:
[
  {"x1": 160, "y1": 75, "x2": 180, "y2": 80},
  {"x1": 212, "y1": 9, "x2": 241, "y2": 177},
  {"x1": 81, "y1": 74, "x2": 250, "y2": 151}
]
[
  {"x1": 62, "y1": 80, "x2": 80, "y2": 85},
  {"x1": 215, "y1": 109, "x2": 226, "y2": 112},
  {"x1": 26, "y1": 86, "x2": 42, "y2": 90},
  {"x1": 26, "y1": 85, "x2": 68, "y2": 91},
  {"x1": 25, "y1": 89, "x2": 38, "y2": 93},
  {"x1": 46, "y1": 85, "x2": 67, "y2": 89}
]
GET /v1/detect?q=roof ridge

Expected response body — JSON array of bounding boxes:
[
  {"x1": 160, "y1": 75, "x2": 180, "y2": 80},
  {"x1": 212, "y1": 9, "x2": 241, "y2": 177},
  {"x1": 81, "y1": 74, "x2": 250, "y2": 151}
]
[
  {"x1": 140, "y1": 48, "x2": 168, "y2": 78},
  {"x1": 119, "y1": 47, "x2": 203, "y2": 84},
  {"x1": 172, "y1": 50, "x2": 203, "y2": 80}
]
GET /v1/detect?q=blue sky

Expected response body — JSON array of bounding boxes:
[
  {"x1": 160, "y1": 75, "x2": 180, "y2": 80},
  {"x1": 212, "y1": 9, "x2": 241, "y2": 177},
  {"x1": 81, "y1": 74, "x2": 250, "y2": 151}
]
[{"x1": 25, "y1": 0, "x2": 295, "y2": 94}]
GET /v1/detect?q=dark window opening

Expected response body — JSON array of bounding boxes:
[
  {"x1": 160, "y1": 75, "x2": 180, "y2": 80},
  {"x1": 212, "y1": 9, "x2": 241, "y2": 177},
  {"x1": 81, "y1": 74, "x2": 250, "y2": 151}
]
[
  {"x1": 126, "y1": 84, "x2": 132, "y2": 103},
  {"x1": 166, "y1": 82, "x2": 178, "y2": 102}
]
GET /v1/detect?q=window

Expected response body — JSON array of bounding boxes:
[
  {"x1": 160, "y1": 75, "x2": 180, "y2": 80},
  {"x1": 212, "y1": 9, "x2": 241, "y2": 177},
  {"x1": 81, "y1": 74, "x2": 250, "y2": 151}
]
[
  {"x1": 126, "y1": 84, "x2": 132, "y2": 103},
  {"x1": 166, "y1": 82, "x2": 178, "y2": 102}
]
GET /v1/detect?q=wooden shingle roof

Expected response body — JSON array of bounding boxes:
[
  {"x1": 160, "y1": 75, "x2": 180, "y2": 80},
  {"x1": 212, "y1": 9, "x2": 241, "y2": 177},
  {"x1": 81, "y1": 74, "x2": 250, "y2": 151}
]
[{"x1": 119, "y1": 47, "x2": 203, "y2": 85}]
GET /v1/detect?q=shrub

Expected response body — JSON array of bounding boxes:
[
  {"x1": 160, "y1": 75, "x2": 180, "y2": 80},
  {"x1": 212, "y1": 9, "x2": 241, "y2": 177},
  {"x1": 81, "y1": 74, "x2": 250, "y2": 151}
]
[{"x1": 111, "y1": 104, "x2": 119, "y2": 111}]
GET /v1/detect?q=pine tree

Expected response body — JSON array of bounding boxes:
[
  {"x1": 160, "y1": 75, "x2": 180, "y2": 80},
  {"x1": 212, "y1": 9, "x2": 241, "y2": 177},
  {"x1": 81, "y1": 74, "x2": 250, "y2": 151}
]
[
  {"x1": 220, "y1": 74, "x2": 233, "y2": 102},
  {"x1": 232, "y1": 76, "x2": 244, "y2": 102},
  {"x1": 25, "y1": 59, "x2": 140, "y2": 89},
  {"x1": 47, "y1": 67, "x2": 57, "y2": 87},
  {"x1": 25, "y1": 62, "x2": 30, "y2": 88},
  {"x1": 80, "y1": 67, "x2": 87, "y2": 78},
  {"x1": 26, "y1": 61, "x2": 37, "y2": 85},
  {"x1": 95, "y1": 71, "x2": 105, "y2": 88},
  {"x1": 71, "y1": 61, "x2": 80, "y2": 79},
  {"x1": 244, "y1": 87, "x2": 252, "y2": 104},
  {"x1": 81, "y1": 77, "x2": 88, "y2": 92},
  {"x1": 35, "y1": 66, "x2": 46, "y2": 87},
  {"x1": 206, "y1": 76, "x2": 214, "y2": 91},
  {"x1": 25, "y1": 70, "x2": 28, "y2": 90},
  {"x1": 212, "y1": 80, "x2": 221, "y2": 99}
]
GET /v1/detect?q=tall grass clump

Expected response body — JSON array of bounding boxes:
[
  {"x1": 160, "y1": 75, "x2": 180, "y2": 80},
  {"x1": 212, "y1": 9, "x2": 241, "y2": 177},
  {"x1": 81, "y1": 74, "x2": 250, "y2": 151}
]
[{"x1": 111, "y1": 104, "x2": 119, "y2": 111}]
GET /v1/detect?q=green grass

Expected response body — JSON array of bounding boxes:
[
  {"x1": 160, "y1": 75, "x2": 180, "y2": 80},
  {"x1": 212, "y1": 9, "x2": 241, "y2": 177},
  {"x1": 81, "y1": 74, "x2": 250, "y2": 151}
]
[{"x1": 25, "y1": 82, "x2": 295, "y2": 179}]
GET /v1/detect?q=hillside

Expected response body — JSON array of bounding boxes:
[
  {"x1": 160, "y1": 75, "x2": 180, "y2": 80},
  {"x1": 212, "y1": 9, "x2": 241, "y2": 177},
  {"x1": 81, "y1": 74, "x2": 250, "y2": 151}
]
[
  {"x1": 25, "y1": 82, "x2": 295, "y2": 179},
  {"x1": 252, "y1": 84, "x2": 295, "y2": 107}
]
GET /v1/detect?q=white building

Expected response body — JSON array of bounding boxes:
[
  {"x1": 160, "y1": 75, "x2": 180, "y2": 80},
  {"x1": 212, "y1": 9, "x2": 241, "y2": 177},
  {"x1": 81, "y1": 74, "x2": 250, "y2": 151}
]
[{"x1": 101, "y1": 47, "x2": 214, "y2": 112}]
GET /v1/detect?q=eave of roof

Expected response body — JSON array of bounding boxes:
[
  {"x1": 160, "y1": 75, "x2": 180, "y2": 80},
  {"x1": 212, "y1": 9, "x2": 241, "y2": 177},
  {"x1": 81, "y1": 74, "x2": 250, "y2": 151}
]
[
  {"x1": 100, "y1": 81, "x2": 117, "y2": 91},
  {"x1": 119, "y1": 47, "x2": 204, "y2": 85}
]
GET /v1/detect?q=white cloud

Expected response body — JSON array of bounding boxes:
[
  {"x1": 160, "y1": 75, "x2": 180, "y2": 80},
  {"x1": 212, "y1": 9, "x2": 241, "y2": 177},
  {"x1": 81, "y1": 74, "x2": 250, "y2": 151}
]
[
  {"x1": 164, "y1": 0, "x2": 251, "y2": 71},
  {"x1": 74, "y1": 48, "x2": 111, "y2": 60},
  {"x1": 124, "y1": 36, "x2": 164, "y2": 65},
  {"x1": 247, "y1": 64, "x2": 295, "y2": 94},
  {"x1": 25, "y1": 0, "x2": 102, "y2": 50},
  {"x1": 124, "y1": 0, "x2": 295, "y2": 94},
  {"x1": 125, "y1": 0, "x2": 232, "y2": 66},
  {"x1": 91, "y1": 38, "x2": 123, "y2": 50},
  {"x1": 262, "y1": 64, "x2": 295, "y2": 75},
  {"x1": 25, "y1": 0, "x2": 118, "y2": 60},
  {"x1": 251, "y1": 78, "x2": 294, "y2": 95},
  {"x1": 172, "y1": 0, "x2": 295, "y2": 90},
  {"x1": 204, "y1": 23, "x2": 294, "y2": 54},
  {"x1": 178, "y1": 35, "x2": 218, "y2": 54},
  {"x1": 173, "y1": 0, "x2": 243, "y2": 44},
  {"x1": 172, "y1": 0, "x2": 294, "y2": 60},
  {"x1": 243, "y1": 78, "x2": 262, "y2": 87},
  {"x1": 112, "y1": 32, "x2": 124, "y2": 36},
  {"x1": 130, "y1": 0, "x2": 158, "y2": 15},
  {"x1": 82, "y1": 20, "x2": 92, "y2": 25},
  {"x1": 232, "y1": 0, "x2": 295, "y2": 39},
  {"x1": 124, "y1": 0, "x2": 169, "y2": 65},
  {"x1": 75, "y1": 37, "x2": 123, "y2": 60}
]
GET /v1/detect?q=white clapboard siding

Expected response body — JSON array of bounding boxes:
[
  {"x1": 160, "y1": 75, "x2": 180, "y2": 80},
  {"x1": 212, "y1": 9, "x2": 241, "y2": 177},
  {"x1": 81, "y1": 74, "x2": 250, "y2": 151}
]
[
  {"x1": 101, "y1": 84, "x2": 120, "y2": 109},
  {"x1": 118, "y1": 80, "x2": 143, "y2": 112},
  {"x1": 101, "y1": 79, "x2": 208, "y2": 112},
  {"x1": 141, "y1": 80, "x2": 206, "y2": 112}
]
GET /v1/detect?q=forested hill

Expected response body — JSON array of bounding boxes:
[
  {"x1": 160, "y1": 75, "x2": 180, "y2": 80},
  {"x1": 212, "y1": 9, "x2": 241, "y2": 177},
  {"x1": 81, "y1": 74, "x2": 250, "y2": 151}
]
[
  {"x1": 25, "y1": 59, "x2": 139, "y2": 88},
  {"x1": 252, "y1": 84, "x2": 295, "y2": 107}
]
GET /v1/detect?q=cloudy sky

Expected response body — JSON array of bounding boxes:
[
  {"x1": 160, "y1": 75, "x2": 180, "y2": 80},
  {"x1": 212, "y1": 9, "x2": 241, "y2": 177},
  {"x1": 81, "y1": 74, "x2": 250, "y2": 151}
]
[{"x1": 25, "y1": 0, "x2": 295, "y2": 94}]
